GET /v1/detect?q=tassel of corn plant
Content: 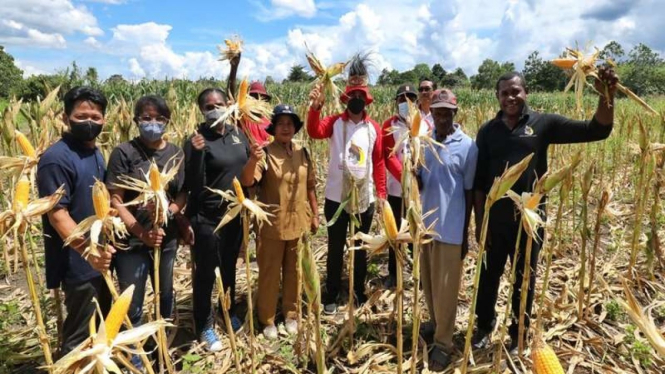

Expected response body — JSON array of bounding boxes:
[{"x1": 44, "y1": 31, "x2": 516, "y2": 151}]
[
  {"x1": 577, "y1": 165, "x2": 594, "y2": 318},
  {"x1": 299, "y1": 234, "x2": 326, "y2": 374},
  {"x1": 215, "y1": 268, "x2": 242, "y2": 373},
  {"x1": 461, "y1": 153, "x2": 534, "y2": 374},
  {"x1": 585, "y1": 188, "x2": 610, "y2": 317}
]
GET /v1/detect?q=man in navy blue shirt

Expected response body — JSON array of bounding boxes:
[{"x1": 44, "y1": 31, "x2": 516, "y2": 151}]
[{"x1": 37, "y1": 86, "x2": 114, "y2": 355}]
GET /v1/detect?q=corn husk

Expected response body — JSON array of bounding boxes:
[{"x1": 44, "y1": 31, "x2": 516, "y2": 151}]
[{"x1": 217, "y1": 35, "x2": 243, "y2": 61}]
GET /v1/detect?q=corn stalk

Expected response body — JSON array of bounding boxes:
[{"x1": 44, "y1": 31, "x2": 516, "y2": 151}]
[
  {"x1": 215, "y1": 268, "x2": 242, "y2": 373},
  {"x1": 577, "y1": 165, "x2": 594, "y2": 319},
  {"x1": 585, "y1": 188, "x2": 610, "y2": 317}
]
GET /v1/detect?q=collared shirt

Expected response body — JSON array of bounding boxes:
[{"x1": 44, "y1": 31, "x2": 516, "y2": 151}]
[
  {"x1": 183, "y1": 123, "x2": 250, "y2": 221},
  {"x1": 473, "y1": 105, "x2": 613, "y2": 225},
  {"x1": 307, "y1": 108, "x2": 387, "y2": 203},
  {"x1": 254, "y1": 142, "x2": 316, "y2": 240},
  {"x1": 420, "y1": 124, "x2": 478, "y2": 245},
  {"x1": 37, "y1": 133, "x2": 106, "y2": 288},
  {"x1": 382, "y1": 115, "x2": 428, "y2": 197}
]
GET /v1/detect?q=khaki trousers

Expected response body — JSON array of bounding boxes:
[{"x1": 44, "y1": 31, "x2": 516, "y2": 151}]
[
  {"x1": 421, "y1": 241, "x2": 462, "y2": 351},
  {"x1": 257, "y1": 236, "x2": 299, "y2": 326}
]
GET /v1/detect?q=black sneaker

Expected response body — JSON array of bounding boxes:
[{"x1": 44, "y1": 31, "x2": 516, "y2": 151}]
[
  {"x1": 508, "y1": 338, "x2": 520, "y2": 356},
  {"x1": 472, "y1": 327, "x2": 492, "y2": 349}
]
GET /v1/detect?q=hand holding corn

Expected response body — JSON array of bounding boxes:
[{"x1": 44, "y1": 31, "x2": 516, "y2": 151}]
[
  {"x1": 87, "y1": 244, "x2": 116, "y2": 272},
  {"x1": 309, "y1": 86, "x2": 324, "y2": 110},
  {"x1": 593, "y1": 66, "x2": 619, "y2": 98},
  {"x1": 249, "y1": 141, "x2": 267, "y2": 161},
  {"x1": 140, "y1": 227, "x2": 165, "y2": 248}
]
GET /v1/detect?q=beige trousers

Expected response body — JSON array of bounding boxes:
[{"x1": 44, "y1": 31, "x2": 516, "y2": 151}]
[
  {"x1": 257, "y1": 236, "x2": 299, "y2": 326},
  {"x1": 420, "y1": 241, "x2": 462, "y2": 351}
]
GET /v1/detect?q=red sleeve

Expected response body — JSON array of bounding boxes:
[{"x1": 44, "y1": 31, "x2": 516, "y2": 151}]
[
  {"x1": 382, "y1": 116, "x2": 402, "y2": 181},
  {"x1": 371, "y1": 119, "x2": 387, "y2": 199},
  {"x1": 307, "y1": 108, "x2": 338, "y2": 139}
]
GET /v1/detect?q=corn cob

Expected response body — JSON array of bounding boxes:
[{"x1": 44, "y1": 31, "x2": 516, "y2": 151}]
[
  {"x1": 487, "y1": 153, "x2": 534, "y2": 205},
  {"x1": 13, "y1": 176, "x2": 31, "y2": 211},
  {"x1": 410, "y1": 110, "x2": 422, "y2": 137},
  {"x1": 326, "y1": 62, "x2": 347, "y2": 77},
  {"x1": 383, "y1": 199, "x2": 399, "y2": 241},
  {"x1": 531, "y1": 340, "x2": 565, "y2": 374},
  {"x1": 233, "y1": 177, "x2": 245, "y2": 203},
  {"x1": 104, "y1": 284, "x2": 135, "y2": 344},
  {"x1": 149, "y1": 163, "x2": 161, "y2": 191},
  {"x1": 15, "y1": 130, "x2": 36, "y2": 158},
  {"x1": 92, "y1": 180, "x2": 110, "y2": 219},
  {"x1": 238, "y1": 79, "x2": 248, "y2": 109},
  {"x1": 550, "y1": 58, "x2": 577, "y2": 69}
]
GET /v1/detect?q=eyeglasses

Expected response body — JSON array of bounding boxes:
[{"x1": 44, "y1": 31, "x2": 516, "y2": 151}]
[
  {"x1": 137, "y1": 115, "x2": 169, "y2": 123},
  {"x1": 418, "y1": 86, "x2": 433, "y2": 92}
]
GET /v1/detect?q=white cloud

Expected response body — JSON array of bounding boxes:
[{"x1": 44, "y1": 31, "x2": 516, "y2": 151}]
[
  {"x1": 0, "y1": 0, "x2": 102, "y2": 48},
  {"x1": 254, "y1": 0, "x2": 317, "y2": 21},
  {"x1": 84, "y1": 36, "x2": 102, "y2": 49},
  {"x1": 14, "y1": 59, "x2": 50, "y2": 78}
]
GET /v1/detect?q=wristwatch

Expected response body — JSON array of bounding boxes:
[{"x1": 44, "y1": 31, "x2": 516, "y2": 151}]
[{"x1": 167, "y1": 208, "x2": 176, "y2": 221}]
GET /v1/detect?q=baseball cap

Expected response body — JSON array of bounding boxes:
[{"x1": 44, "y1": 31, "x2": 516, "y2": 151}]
[
  {"x1": 430, "y1": 89, "x2": 458, "y2": 109},
  {"x1": 395, "y1": 84, "x2": 418, "y2": 100}
]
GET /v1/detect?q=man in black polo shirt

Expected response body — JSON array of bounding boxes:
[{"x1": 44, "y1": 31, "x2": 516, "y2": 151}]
[
  {"x1": 471, "y1": 69, "x2": 618, "y2": 353},
  {"x1": 37, "y1": 86, "x2": 114, "y2": 355}
]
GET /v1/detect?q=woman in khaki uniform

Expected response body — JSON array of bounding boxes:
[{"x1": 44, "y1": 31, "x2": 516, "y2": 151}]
[{"x1": 240, "y1": 104, "x2": 319, "y2": 340}]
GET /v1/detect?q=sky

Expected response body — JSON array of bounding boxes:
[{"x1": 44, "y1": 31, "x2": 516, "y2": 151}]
[{"x1": 0, "y1": 0, "x2": 663, "y2": 82}]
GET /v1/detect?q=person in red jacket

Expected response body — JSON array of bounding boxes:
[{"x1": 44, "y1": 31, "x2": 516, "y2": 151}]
[
  {"x1": 244, "y1": 81, "x2": 272, "y2": 144},
  {"x1": 308, "y1": 54, "x2": 387, "y2": 314}
]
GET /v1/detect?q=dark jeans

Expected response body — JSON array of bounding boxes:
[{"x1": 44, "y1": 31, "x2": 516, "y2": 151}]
[
  {"x1": 323, "y1": 198, "x2": 375, "y2": 303},
  {"x1": 191, "y1": 214, "x2": 243, "y2": 335},
  {"x1": 476, "y1": 221, "x2": 542, "y2": 339},
  {"x1": 387, "y1": 194, "x2": 413, "y2": 279},
  {"x1": 61, "y1": 276, "x2": 112, "y2": 355},
  {"x1": 115, "y1": 239, "x2": 178, "y2": 326}
]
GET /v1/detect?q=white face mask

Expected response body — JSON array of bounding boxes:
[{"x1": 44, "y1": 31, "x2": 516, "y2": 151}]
[{"x1": 398, "y1": 102, "x2": 410, "y2": 119}]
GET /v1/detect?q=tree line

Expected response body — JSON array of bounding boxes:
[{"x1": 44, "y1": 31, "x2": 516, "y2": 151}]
[{"x1": 1, "y1": 41, "x2": 664, "y2": 103}]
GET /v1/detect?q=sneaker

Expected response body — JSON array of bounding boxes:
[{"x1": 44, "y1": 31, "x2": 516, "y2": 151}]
[
  {"x1": 323, "y1": 302, "x2": 338, "y2": 315},
  {"x1": 285, "y1": 318, "x2": 298, "y2": 335},
  {"x1": 263, "y1": 324, "x2": 278, "y2": 340},
  {"x1": 471, "y1": 327, "x2": 492, "y2": 350},
  {"x1": 383, "y1": 276, "x2": 396, "y2": 289},
  {"x1": 229, "y1": 315, "x2": 242, "y2": 332},
  {"x1": 200, "y1": 327, "x2": 223, "y2": 352}
]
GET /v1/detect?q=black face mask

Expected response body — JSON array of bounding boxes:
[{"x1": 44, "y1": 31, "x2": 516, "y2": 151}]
[
  {"x1": 69, "y1": 119, "x2": 103, "y2": 142},
  {"x1": 347, "y1": 97, "x2": 365, "y2": 115}
]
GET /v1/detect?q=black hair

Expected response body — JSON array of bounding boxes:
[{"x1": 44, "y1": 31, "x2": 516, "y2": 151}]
[
  {"x1": 495, "y1": 72, "x2": 528, "y2": 92},
  {"x1": 419, "y1": 76, "x2": 437, "y2": 90},
  {"x1": 134, "y1": 95, "x2": 171, "y2": 119},
  {"x1": 197, "y1": 88, "x2": 227, "y2": 109},
  {"x1": 63, "y1": 86, "x2": 108, "y2": 116}
]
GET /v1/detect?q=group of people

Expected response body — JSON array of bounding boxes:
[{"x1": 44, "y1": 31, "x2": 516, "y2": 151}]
[{"x1": 37, "y1": 60, "x2": 618, "y2": 371}]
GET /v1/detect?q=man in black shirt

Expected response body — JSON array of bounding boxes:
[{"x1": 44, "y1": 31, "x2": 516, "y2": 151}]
[{"x1": 471, "y1": 69, "x2": 618, "y2": 353}]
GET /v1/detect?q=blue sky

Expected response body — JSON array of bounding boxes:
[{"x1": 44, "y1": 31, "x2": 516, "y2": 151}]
[{"x1": 1, "y1": 0, "x2": 662, "y2": 81}]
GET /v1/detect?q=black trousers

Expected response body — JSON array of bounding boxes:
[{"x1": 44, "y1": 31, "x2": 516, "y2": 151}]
[
  {"x1": 61, "y1": 276, "x2": 112, "y2": 355},
  {"x1": 476, "y1": 221, "x2": 542, "y2": 339},
  {"x1": 191, "y1": 214, "x2": 243, "y2": 335},
  {"x1": 324, "y1": 199, "x2": 375, "y2": 303}
]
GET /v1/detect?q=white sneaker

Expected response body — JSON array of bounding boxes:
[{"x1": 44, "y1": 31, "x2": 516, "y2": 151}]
[
  {"x1": 263, "y1": 324, "x2": 278, "y2": 340},
  {"x1": 285, "y1": 318, "x2": 298, "y2": 335}
]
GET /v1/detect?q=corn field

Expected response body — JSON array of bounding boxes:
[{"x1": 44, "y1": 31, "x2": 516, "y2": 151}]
[{"x1": 0, "y1": 82, "x2": 665, "y2": 374}]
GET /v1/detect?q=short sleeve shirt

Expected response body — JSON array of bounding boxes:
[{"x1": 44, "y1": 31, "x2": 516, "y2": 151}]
[
  {"x1": 37, "y1": 133, "x2": 106, "y2": 288},
  {"x1": 255, "y1": 142, "x2": 316, "y2": 240},
  {"x1": 420, "y1": 124, "x2": 478, "y2": 245},
  {"x1": 105, "y1": 138, "x2": 185, "y2": 246}
]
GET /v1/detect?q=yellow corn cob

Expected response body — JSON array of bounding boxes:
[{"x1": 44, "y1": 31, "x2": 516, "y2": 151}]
[
  {"x1": 238, "y1": 79, "x2": 248, "y2": 108},
  {"x1": 410, "y1": 110, "x2": 422, "y2": 137},
  {"x1": 531, "y1": 341, "x2": 565, "y2": 374},
  {"x1": 13, "y1": 176, "x2": 31, "y2": 211},
  {"x1": 149, "y1": 163, "x2": 162, "y2": 191},
  {"x1": 104, "y1": 284, "x2": 134, "y2": 344},
  {"x1": 92, "y1": 180, "x2": 110, "y2": 219},
  {"x1": 383, "y1": 199, "x2": 399, "y2": 241},
  {"x1": 15, "y1": 130, "x2": 36, "y2": 158},
  {"x1": 326, "y1": 62, "x2": 347, "y2": 77},
  {"x1": 550, "y1": 58, "x2": 577, "y2": 69},
  {"x1": 487, "y1": 153, "x2": 534, "y2": 204},
  {"x1": 233, "y1": 177, "x2": 245, "y2": 203}
]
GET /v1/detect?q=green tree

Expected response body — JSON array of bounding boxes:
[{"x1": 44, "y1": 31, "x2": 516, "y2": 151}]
[
  {"x1": 412, "y1": 63, "x2": 433, "y2": 81},
  {"x1": 441, "y1": 68, "x2": 469, "y2": 88},
  {"x1": 622, "y1": 43, "x2": 665, "y2": 95},
  {"x1": 599, "y1": 41, "x2": 625, "y2": 62},
  {"x1": 522, "y1": 51, "x2": 566, "y2": 91},
  {"x1": 264, "y1": 76, "x2": 275, "y2": 86},
  {"x1": 84, "y1": 67, "x2": 99, "y2": 86},
  {"x1": 106, "y1": 74, "x2": 127, "y2": 84},
  {"x1": 470, "y1": 59, "x2": 515, "y2": 90},
  {"x1": 286, "y1": 65, "x2": 312, "y2": 83},
  {"x1": 432, "y1": 63, "x2": 446, "y2": 82},
  {"x1": 377, "y1": 68, "x2": 400, "y2": 85},
  {"x1": 0, "y1": 46, "x2": 24, "y2": 98}
]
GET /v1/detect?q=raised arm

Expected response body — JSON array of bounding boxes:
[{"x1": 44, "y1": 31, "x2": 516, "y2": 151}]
[
  {"x1": 241, "y1": 142, "x2": 265, "y2": 187},
  {"x1": 227, "y1": 53, "x2": 241, "y2": 100}
]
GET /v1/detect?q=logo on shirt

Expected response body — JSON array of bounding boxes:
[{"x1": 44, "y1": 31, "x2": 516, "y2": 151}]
[
  {"x1": 347, "y1": 142, "x2": 366, "y2": 166},
  {"x1": 520, "y1": 125, "x2": 536, "y2": 137},
  {"x1": 232, "y1": 135, "x2": 241, "y2": 144}
]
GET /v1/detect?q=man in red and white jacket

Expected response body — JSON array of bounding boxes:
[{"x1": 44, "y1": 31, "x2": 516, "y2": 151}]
[{"x1": 308, "y1": 82, "x2": 387, "y2": 314}]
